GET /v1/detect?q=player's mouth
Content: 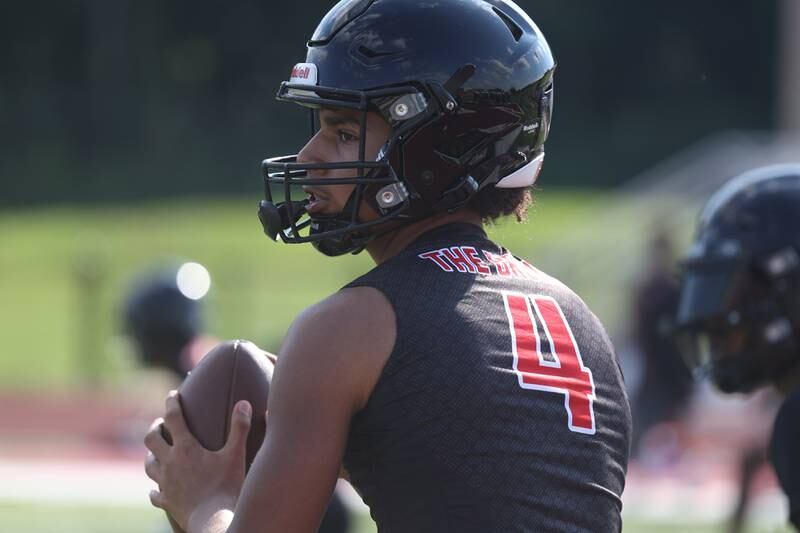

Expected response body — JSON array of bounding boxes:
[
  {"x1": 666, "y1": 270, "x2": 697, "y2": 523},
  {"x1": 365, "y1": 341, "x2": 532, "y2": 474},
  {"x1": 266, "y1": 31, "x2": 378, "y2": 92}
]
[{"x1": 304, "y1": 188, "x2": 330, "y2": 214}]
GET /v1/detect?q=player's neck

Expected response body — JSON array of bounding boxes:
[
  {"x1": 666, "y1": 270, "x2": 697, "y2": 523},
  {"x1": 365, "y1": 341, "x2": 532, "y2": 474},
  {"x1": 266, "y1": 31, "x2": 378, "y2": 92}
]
[{"x1": 366, "y1": 210, "x2": 483, "y2": 265}]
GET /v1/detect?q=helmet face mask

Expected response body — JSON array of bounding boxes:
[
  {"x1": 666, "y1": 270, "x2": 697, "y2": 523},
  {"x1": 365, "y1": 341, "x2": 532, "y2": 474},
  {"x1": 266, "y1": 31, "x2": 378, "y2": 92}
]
[
  {"x1": 677, "y1": 310, "x2": 798, "y2": 394},
  {"x1": 258, "y1": 0, "x2": 556, "y2": 256},
  {"x1": 676, "y1": 164, "x2": 800, "y2": 392},
  {"x1": 676, "y1": 262, "x2": 784, "y2": 392},
  {"x1": 259, "y1": 83, "x2": 433, "y2": 255}
]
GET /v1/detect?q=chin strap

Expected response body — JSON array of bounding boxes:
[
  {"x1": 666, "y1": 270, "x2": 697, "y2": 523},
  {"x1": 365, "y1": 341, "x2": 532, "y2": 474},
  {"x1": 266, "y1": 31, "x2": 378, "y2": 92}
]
[{"x1": 310, "y1": 187, "x2": 372, "y2": 256}]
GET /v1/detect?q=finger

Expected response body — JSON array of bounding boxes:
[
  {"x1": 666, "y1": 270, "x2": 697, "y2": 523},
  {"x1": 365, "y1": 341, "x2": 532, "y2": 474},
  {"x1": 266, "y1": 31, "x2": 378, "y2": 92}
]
[
  {"x1": 144, "y1": 452, "x2": 162, "y2": 483},
  {"x1": 159, "y1": 422, "x2": 173, "y2": 446},
  {"x1": 222, "y1": 400, "x2": 252, "y2": 455},
  {"x1": 144, "y1": 418, "x2": 171, "y2": 456},
  {"x1": 163, "y1": 390, "x2": 191, "y2": 441},
  {"x1": 149, "y1": 489, "x2": 166, "y2": 510}
]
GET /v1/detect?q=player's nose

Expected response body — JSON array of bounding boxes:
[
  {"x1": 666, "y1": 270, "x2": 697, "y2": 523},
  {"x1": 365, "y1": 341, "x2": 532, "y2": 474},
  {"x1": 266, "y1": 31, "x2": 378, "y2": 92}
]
[{"x1": 296, "y1": 131, "x2": 328, "y2": 176}]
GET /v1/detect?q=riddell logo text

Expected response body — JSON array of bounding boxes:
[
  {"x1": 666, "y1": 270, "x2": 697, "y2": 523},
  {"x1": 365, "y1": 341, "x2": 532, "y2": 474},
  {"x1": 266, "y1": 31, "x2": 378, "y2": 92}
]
[
  {"x1": 291, "y1": 66, "x2": 311, "y2": 79},
  {"x1": 418, "y1": 246, "x2": 538, "y2": 279}
]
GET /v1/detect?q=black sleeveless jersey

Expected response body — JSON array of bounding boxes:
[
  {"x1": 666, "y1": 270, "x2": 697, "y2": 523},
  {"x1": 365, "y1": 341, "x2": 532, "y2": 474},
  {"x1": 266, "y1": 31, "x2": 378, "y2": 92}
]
[{"x1": 342, "y1": 223, "x2": 631, "y2": 532}]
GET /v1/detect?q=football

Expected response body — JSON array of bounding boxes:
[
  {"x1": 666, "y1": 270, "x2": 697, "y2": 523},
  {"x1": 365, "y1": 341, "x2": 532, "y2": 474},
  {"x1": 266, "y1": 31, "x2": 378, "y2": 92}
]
[{"x1": 161, "y1": 339, "x2": 274, "y2": 532}]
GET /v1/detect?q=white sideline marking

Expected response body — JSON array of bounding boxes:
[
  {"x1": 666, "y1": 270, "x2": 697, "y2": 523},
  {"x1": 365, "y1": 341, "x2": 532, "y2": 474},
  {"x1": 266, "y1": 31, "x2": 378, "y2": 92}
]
[
  {"x1": 0, "y1": 459, "x2": 370, "y2": 514},
  {"x1": 0, "y1": 459, "x2": 152, "y2": 506}
]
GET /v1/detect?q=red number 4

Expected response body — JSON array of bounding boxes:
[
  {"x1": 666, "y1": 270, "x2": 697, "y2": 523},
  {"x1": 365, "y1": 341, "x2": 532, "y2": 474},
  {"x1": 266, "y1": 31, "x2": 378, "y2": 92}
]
[{"x1": 502, "y1": 292, "x2": 596, "y2": 434}]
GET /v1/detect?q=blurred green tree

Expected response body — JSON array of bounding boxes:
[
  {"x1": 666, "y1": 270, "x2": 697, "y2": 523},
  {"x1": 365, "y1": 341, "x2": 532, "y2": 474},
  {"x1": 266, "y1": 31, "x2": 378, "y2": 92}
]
[{"x1": 0, "y1": 0, "x2": 777, "y2": 206}]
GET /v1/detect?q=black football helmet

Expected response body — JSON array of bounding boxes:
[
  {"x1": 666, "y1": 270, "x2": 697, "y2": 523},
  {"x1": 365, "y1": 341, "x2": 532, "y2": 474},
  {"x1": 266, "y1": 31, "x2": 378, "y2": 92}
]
[
  {"x1": 258, "y1": 0, "x2": 556, "y2": 256},
  {"x1": 122, "y1": 262, "x2": 210, "y2": 375},
  {"x1": 675, "y1": 164, "x2": 800, "y2": 393}
]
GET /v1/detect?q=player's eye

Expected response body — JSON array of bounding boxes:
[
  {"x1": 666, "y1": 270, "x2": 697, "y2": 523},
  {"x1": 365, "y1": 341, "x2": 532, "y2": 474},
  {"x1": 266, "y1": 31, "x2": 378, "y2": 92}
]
[{"x1": 337, "y1": 130, "x2": 358, "y2": 143}]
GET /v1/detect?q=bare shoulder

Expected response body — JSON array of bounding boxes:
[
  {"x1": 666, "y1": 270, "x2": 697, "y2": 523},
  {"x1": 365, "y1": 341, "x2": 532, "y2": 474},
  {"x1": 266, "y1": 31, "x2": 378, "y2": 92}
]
[
  {"x1": 229, "y1": 287, "x2": 396, "y2": 532},
  {"x1": 298, "y1": 285, "x2": 394, "y2": 329},
  {"x1": 277, "y1": 286, "x2": 396, "y2": 410}
]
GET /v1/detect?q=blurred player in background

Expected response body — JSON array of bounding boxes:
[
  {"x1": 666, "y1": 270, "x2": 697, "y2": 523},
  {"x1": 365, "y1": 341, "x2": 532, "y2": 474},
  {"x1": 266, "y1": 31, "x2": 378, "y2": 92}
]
[
  {"x1": 629, "y1": 227, "x2": 693, "y2": 459},
  {"x1": 144, "y1": 1, "x2": 631, "y2": 531},
  {"x1": 123, "y1": 261, "x2": 217, "y2": 377},
  {"x1": 125, "y1": 261, "x2": 351, "y2": 533},
  {"x1": 674, "y1": 164, "x2": 800, "y2": 530}
]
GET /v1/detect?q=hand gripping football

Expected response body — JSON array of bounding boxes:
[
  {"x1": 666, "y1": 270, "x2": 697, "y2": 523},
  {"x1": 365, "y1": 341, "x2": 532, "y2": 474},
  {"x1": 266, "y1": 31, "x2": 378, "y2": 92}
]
[{"x1": 161, "y1": 339, "x2": 274, "y2": 533}]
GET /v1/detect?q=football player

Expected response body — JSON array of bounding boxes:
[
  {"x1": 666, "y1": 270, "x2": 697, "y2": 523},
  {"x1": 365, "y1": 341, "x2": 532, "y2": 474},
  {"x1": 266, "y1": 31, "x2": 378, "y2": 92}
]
[
  {"x1": 674, "y1": 164, "x2": 800, "y2": 529},
  {"x1": 143, "y1": 1, "x2": 632, "y2": 531}
]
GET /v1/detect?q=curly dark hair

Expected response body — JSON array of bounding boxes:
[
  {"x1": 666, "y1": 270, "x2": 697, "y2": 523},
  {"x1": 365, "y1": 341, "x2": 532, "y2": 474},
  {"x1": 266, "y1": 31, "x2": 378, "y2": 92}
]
[{"x1": 468, "y1": 186, "x2": 535, "y2": 223}]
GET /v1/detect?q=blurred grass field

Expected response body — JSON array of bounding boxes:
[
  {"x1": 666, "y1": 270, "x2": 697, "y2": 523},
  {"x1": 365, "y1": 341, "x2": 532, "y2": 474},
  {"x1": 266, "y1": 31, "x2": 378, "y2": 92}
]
[{"x1": 0, "y1": 190, "x2": 605, "y2": 390}]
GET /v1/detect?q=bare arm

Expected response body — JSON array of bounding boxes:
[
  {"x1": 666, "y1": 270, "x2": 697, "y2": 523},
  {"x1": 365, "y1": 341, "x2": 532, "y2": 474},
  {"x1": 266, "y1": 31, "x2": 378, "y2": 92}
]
[{"x1": 227, "y1": 286, "x2": 393, "y2": 532}]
